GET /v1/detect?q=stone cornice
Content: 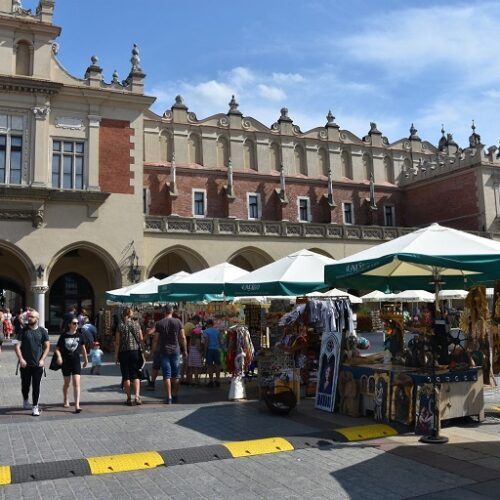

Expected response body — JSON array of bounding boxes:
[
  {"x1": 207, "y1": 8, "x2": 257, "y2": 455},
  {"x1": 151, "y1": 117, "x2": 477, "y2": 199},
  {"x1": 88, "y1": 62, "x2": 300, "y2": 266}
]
[
  {"x1": 0, "y1": 185, "x2": 109, "y2": 204},
  {"x1": 0, "y1": 14, "x2": 61, "y2": 37},
  {"x1": 0, "y1": 75, "x2": 62, "y2": 95},
  {"x1": 61, "y1": 85, "x2": 156, "y2": 108}
]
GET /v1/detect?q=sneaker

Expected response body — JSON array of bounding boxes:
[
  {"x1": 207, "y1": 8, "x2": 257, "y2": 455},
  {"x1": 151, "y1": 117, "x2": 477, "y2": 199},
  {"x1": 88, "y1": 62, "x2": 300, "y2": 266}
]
[
  {"x1": 23, "y1": 399, "x2": 31, "y2": 410},
  {"x1": 32, "y1": 406, "x2": 40, "y2": 417}
]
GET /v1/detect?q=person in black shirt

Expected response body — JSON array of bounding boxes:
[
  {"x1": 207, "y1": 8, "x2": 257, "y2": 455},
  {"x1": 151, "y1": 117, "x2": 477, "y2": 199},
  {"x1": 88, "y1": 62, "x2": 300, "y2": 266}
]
[
  {"x1": 55, "y1": 317, "x2": 88, "y2": 413},
  {"x1": 14, "y1": 309, "x2": 50, "y2": 417}
]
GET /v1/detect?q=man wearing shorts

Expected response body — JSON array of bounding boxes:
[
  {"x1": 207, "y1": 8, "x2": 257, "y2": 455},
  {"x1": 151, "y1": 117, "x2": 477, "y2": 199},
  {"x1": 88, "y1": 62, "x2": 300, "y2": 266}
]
[
  {"x1": 203, "y1": 319, "x2": 223, "y2": 387},
  {"x1": 151, "y1": 305, "x2": 186, "y2": 403}
]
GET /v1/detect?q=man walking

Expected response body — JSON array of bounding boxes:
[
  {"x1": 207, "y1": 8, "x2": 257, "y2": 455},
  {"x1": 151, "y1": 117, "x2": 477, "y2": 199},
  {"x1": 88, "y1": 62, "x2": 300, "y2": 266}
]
[
  {"x1": 151, "y1": 304, "x2": 187, "y2": 404},
  {"x1": 14, "y1": 309, "x2": 50, "y2": 416},
  {"x1": 203, "y1": 319, "x2": 223, "y2": 387}
]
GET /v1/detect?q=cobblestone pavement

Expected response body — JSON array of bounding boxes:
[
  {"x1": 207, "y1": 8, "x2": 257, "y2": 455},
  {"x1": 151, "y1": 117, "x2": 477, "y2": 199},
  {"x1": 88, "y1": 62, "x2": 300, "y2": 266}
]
[{"x1": 1, "y1": 339, "x2": 500, "y2": 499}]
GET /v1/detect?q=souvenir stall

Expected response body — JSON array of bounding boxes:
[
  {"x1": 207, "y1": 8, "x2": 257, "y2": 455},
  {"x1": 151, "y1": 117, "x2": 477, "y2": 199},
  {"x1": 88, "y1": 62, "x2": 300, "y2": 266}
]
[
  {"x1": 324, "y1": 224, "x2": 499, "y2": 441},
  {"x1": 256, "y1": 297, "x2": 356, "y2": 413}
]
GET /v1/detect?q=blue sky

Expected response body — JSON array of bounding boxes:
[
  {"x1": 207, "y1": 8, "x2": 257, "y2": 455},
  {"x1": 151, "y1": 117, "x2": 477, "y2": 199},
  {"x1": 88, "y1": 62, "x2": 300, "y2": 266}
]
[{"x1": 45, "y1": 0, "x2": 500, "y2": 148}]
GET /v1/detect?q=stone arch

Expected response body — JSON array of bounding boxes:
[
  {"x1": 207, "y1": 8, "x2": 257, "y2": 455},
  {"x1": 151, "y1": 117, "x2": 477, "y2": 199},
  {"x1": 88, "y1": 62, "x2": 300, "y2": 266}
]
[
  {"x1": 15, "y1": 39, "x2": 32, "y2": 76},
  {"x1": 269, "y1": 142, "x2": 280, "y2": 171},
  {"x1": 147, "y1": 245, "x2": 208, "y2": 278},
  {"x1": 46, "y1": 242, "x2": 121, "y2": 332},
  {"x1": 318, "y1": 147, "x2": 329, "y2": 176},
  {"x1": 216, "y1": 135, "x2": 229, "y2": 167},
  {"x1": 243, "y1": 139, "x2": 257, "y2": 171},
  {"x1": 384, "y1": 155, "x2": 394, "y2": 183},
  {"x1": 308, "y1": 247, "x2": 334, "y2": 259},
  {"x1": 159, "y1": 130, "x2": 172, "y2": 162},
  {"x1": 362, "y1": 152, "x2": 372, "y2": 180},
  {"x1": 294, "y1": 144, "x2": 307, "y2": 175},
  {"x1": 0, "y1": 240, "x2": 34, "y2": 310},
  {"x1": 227, "y1": 247, "x2": 273, "y2": 271},
  {"x1": 188, "y1": 133, "x2": 202, "y2": 165},
  {"x1": 341, "y1": 150, "x2": 352, "y2": 179}
]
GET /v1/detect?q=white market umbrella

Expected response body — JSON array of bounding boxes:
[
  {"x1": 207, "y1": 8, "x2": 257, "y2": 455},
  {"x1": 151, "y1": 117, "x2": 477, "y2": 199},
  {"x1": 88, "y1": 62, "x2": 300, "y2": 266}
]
[
  {"x1": 438, "y1": 289, "x2": 468, "y2": 300},
  {"x1": 159, "y1": 262, "x2": 248, "y2": 299},
  {"x1": 393, "y1": 289, "x2": 435, "y2": 302},
  {"x1": 226, "y1": 249, "x2": 336, "y2": 297},
  {"x1": 105, "y1": 278, "x2": 159, "y2": 303},
  {"x1": 325, "y1": 223, "x2": 500, "y2": 310},
  {"x1": 307, "y1": 288, "x2": 362, "y2": 304},
  {"x1": 360, "y1": 290, "x2": 397, "y2": 303},
  {"x1": 129, "y1": 271, "x2": 190, "y2": 302}
]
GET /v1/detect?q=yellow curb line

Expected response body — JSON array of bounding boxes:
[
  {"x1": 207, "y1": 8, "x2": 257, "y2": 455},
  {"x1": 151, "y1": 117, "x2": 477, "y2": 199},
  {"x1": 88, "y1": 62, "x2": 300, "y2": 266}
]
[{"x1": 0, "y1": 466, "x2": 11, "y2": 486}]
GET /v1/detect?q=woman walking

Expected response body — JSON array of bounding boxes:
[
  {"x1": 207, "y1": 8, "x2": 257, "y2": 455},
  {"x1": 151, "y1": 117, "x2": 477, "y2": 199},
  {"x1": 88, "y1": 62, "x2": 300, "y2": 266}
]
[
  {"x1": 115, "y1": 307, "x2": 143, "y2": 406},
  {"x1": 55, "y1": 317, "x2": 88, "y2": 413}
]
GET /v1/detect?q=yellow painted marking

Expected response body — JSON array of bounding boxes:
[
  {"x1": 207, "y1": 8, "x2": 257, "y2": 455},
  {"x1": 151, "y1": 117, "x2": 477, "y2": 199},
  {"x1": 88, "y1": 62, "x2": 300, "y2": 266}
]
[
  {"x1": 0, "y1": 466, "x2": 11, "y2": 486},
  {"x1": 223, "y1": 437, "x2": 294, "y2": 458},
  {"x1": 87, "y1": 451, "x2": 164, "y2": 475},
  {"x1": 335, "y1": 424, "x2": 398, "y2": 441},
  {"x1": 489, "y1": 405, "x2": 500, "y2": 412}
]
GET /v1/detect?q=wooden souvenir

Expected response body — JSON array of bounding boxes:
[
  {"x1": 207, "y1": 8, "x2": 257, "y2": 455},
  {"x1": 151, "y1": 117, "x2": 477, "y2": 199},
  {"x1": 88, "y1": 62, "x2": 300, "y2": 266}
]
[
  {"x1": 390, "y1": 373, "x2": 414, "y2": 425},
  {"x1": 338, "y1": 371, "x2": 360, "y2": 417},
  {"x1": 415, "y1": 384, "x2": 441, "y2": 436},
  {"x1": 373, "y1": 373, "x2": 390, "y2": 422}
]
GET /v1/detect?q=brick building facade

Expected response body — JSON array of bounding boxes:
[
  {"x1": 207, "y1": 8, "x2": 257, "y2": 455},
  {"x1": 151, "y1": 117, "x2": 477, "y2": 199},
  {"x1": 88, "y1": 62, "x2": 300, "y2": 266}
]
[{"x1": 1, "y1": 0, "x2": 500, "y2": 329}]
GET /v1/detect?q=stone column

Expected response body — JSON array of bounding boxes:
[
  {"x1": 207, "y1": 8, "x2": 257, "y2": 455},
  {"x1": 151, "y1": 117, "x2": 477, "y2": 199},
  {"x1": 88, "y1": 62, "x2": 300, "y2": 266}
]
[
  {"x1": 31, "y1": 103, "x2": 50, "y2": 186},
  {"x1": 87, "y1": 114, "x2": 101, "y2": 190},
  {"x1": 31, "y1": 284, "x2": 49, "y2": 328}
]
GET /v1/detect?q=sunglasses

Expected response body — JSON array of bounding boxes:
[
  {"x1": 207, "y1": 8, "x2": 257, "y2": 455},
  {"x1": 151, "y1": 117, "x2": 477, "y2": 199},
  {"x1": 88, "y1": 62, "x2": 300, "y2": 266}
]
[{"x1": 71, "y1": 321, "x2": 79, "y2": 325}]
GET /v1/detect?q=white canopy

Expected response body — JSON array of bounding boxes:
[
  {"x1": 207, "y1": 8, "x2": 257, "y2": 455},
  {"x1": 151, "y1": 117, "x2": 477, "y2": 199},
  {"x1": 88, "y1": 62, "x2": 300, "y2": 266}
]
[
  {"x1": 307, "y1": 288, "x2": 362, "y2": 304},
  {"x1": 393, "y1": 289, "x2": 435, "y2": 302},
  {"x1": 438, "y1": 289, "x2": 468, "y2": 300},
  {"x1": 105, "y1": 277, "x2": 160, "y2": 303},
  {"x1": 360, "y1": 290, "x2": 397, "y2": 303}
]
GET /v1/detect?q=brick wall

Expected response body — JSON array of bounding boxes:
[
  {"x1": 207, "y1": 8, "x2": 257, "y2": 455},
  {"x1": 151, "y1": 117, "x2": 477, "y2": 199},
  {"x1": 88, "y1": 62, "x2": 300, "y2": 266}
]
[
  {"x1": 403, "y1": 171, "x2": 479, "y2": 230},
  {"x1": 144, "y1": 166, "x2": 400, "y2": 224},
  {"x1": 99, "y1": 119, "x2": 134, "y2": 194}
]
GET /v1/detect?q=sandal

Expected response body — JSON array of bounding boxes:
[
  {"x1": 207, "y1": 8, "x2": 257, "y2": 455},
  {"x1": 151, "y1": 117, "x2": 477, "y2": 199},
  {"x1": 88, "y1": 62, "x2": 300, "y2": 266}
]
[
  {"x1": 134, "y1": 397, "x2": 142, "y2": 406},
  {"x1": 125, "y1": 398, "x2": 134, "y2": 406}
]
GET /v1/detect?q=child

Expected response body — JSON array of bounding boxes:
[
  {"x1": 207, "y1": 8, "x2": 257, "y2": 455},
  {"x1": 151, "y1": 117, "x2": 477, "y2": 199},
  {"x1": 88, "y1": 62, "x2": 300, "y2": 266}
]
[
  {"x1": 187, "y1": 326, "x2": 203, "y2": 385},
  {"x1": 89, "y1": 341, "x2": 104, "y2": 375}
]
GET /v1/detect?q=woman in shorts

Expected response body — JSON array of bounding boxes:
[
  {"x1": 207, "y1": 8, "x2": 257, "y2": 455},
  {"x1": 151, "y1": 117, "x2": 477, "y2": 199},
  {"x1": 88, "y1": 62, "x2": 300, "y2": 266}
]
[{"x1": 55, "y1": 317, "x2": 88, "y2": 413}]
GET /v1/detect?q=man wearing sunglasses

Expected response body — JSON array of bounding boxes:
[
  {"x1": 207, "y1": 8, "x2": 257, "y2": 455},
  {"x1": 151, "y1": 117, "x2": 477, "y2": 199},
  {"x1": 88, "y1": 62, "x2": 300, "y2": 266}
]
[{"x1": 14, "y1": 309, "x2": 50, "y2": 416}]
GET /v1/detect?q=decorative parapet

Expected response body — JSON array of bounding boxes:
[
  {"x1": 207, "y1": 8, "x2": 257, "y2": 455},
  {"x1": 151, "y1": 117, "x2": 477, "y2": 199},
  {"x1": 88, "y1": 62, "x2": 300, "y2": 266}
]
[{"x1": 144, "y1": 216, "x2": 488, "y2": 241}]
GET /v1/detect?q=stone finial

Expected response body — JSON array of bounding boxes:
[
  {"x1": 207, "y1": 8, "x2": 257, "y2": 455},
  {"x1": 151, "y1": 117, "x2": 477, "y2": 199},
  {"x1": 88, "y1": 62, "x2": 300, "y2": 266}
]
[
  {"x1": 368, "y1": 122, "x2": 381, "y2": 135},
  {"x1": 409, "y1": 123, "x2": 421, "y2": 141},
  {"x1": 172, "y1": 94, "x2": 188, "y2": 110},
  {"x1": 446, "y1": 132, "x2": 458, "y2": 147},
  {"x1": 13, "y1": 0, "x2": 31, "y2": 15},
  {"x1": 112, "y1": 69, "x2": 120, "y2": 84},
  {"x1": 278, "y1": 107, "x2": 293, "y2": 123},
  {"x1": 325, "y1": 110, "x2": 339, "y2": 129},
  {"x1": 228, "y1": 95, "x2": 242, "y2": 116},
  {"x1": 131, "y1": 44, "x2": 142, "y2": 72},
  {"x1": 469, "y1": 119, "x2": 481, "y2": 148},
  {"x1": 84, "y1": 55, "x2": 102, "y2": 83},
  {"x1": 438, "y1": 124, "x2": 447, "y2": 151}
]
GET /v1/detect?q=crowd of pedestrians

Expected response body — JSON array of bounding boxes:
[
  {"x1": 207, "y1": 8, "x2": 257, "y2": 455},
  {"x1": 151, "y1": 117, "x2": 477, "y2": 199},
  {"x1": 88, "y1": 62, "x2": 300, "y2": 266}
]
[{"x1": 1, "y1": 303, "x2": 227, "y2": 416}]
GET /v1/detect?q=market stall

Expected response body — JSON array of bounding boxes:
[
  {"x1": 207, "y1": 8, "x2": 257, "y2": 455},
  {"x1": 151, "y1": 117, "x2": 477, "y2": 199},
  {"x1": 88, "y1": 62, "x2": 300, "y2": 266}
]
[{"x1": 324, "y1": 223, "x2": 500, "y2": 441}]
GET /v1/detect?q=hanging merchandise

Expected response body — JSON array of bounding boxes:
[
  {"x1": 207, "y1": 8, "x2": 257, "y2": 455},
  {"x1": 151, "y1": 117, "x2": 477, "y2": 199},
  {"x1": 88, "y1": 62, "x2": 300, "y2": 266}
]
[{"x1": 227, "y1": 325, "x2": 254, "y2": 400}]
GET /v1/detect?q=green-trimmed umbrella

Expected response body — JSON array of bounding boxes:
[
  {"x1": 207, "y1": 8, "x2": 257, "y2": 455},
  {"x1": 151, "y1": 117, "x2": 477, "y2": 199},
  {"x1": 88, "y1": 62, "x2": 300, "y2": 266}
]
[
  {"x1": 324, "y1": 223, "x2": 500, "y2": 306},
  {"x1": 225, "y1": 249, "x2": 336, "y2": 297},
  {"x1": 159, "y1": 262, "x2": 248, "y2": 300},
  {"x1": 129, "y1": 271, "x2": 190, "y2": 302},
  {"x1": 105, "y1": 278, "x2": 159, "y2": 303}
]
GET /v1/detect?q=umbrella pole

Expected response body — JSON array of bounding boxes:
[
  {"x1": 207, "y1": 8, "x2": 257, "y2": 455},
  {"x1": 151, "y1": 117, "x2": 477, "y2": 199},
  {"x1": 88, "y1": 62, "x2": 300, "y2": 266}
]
[{"x1": 420, "y1": 268, "x2": 448, "y2": 444}]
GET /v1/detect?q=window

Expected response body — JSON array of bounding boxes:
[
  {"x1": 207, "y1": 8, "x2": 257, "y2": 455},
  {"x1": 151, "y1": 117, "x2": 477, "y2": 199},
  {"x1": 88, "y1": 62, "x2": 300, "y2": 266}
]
[
  {"x1": 0, "y1": 113, "x2": 24, "y2": 185},
  {"x1": 143, "y1": 188, "x2": 151, "y2": 214},
  {"x1": 243, "y1": 140, "x2": 257, "y2": 171},
  {"x1": 188, "y1": 134, "x2": 202, "y2": 164},
  {"x1": 297, "y1": 197, "x2": 311, "y2": 222},
  {"x1": 341, "y1": 150, "x2": 352, "y2": 179},
  {"x1": 192, "y1": 189, "x2": 206, "y2": 217},
  {"x1": 52, "y1": 140, "x2": 85, "y2": 189},
  {"x1": 247, "y1": 193, "x2": 261, "y2": 219},
  {"x1": 384, "y1": 205, "x2": 395, "y2": 226},
  {"x1": 342, "y1": 202, "x2": 354, "y2": 225}
]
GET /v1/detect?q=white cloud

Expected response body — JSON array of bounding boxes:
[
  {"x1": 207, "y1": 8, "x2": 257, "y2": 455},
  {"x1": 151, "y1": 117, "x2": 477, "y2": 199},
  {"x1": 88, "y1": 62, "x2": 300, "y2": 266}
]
[
  {"x1": 339, "y1": 2, "x2": 500, "y2": 86},
  {"x1": 272, "y1": 72, "x2": 305, "y2": 84},
  {"x1": 258, "y1": 84, "x2": 286, "y2": 101}
]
